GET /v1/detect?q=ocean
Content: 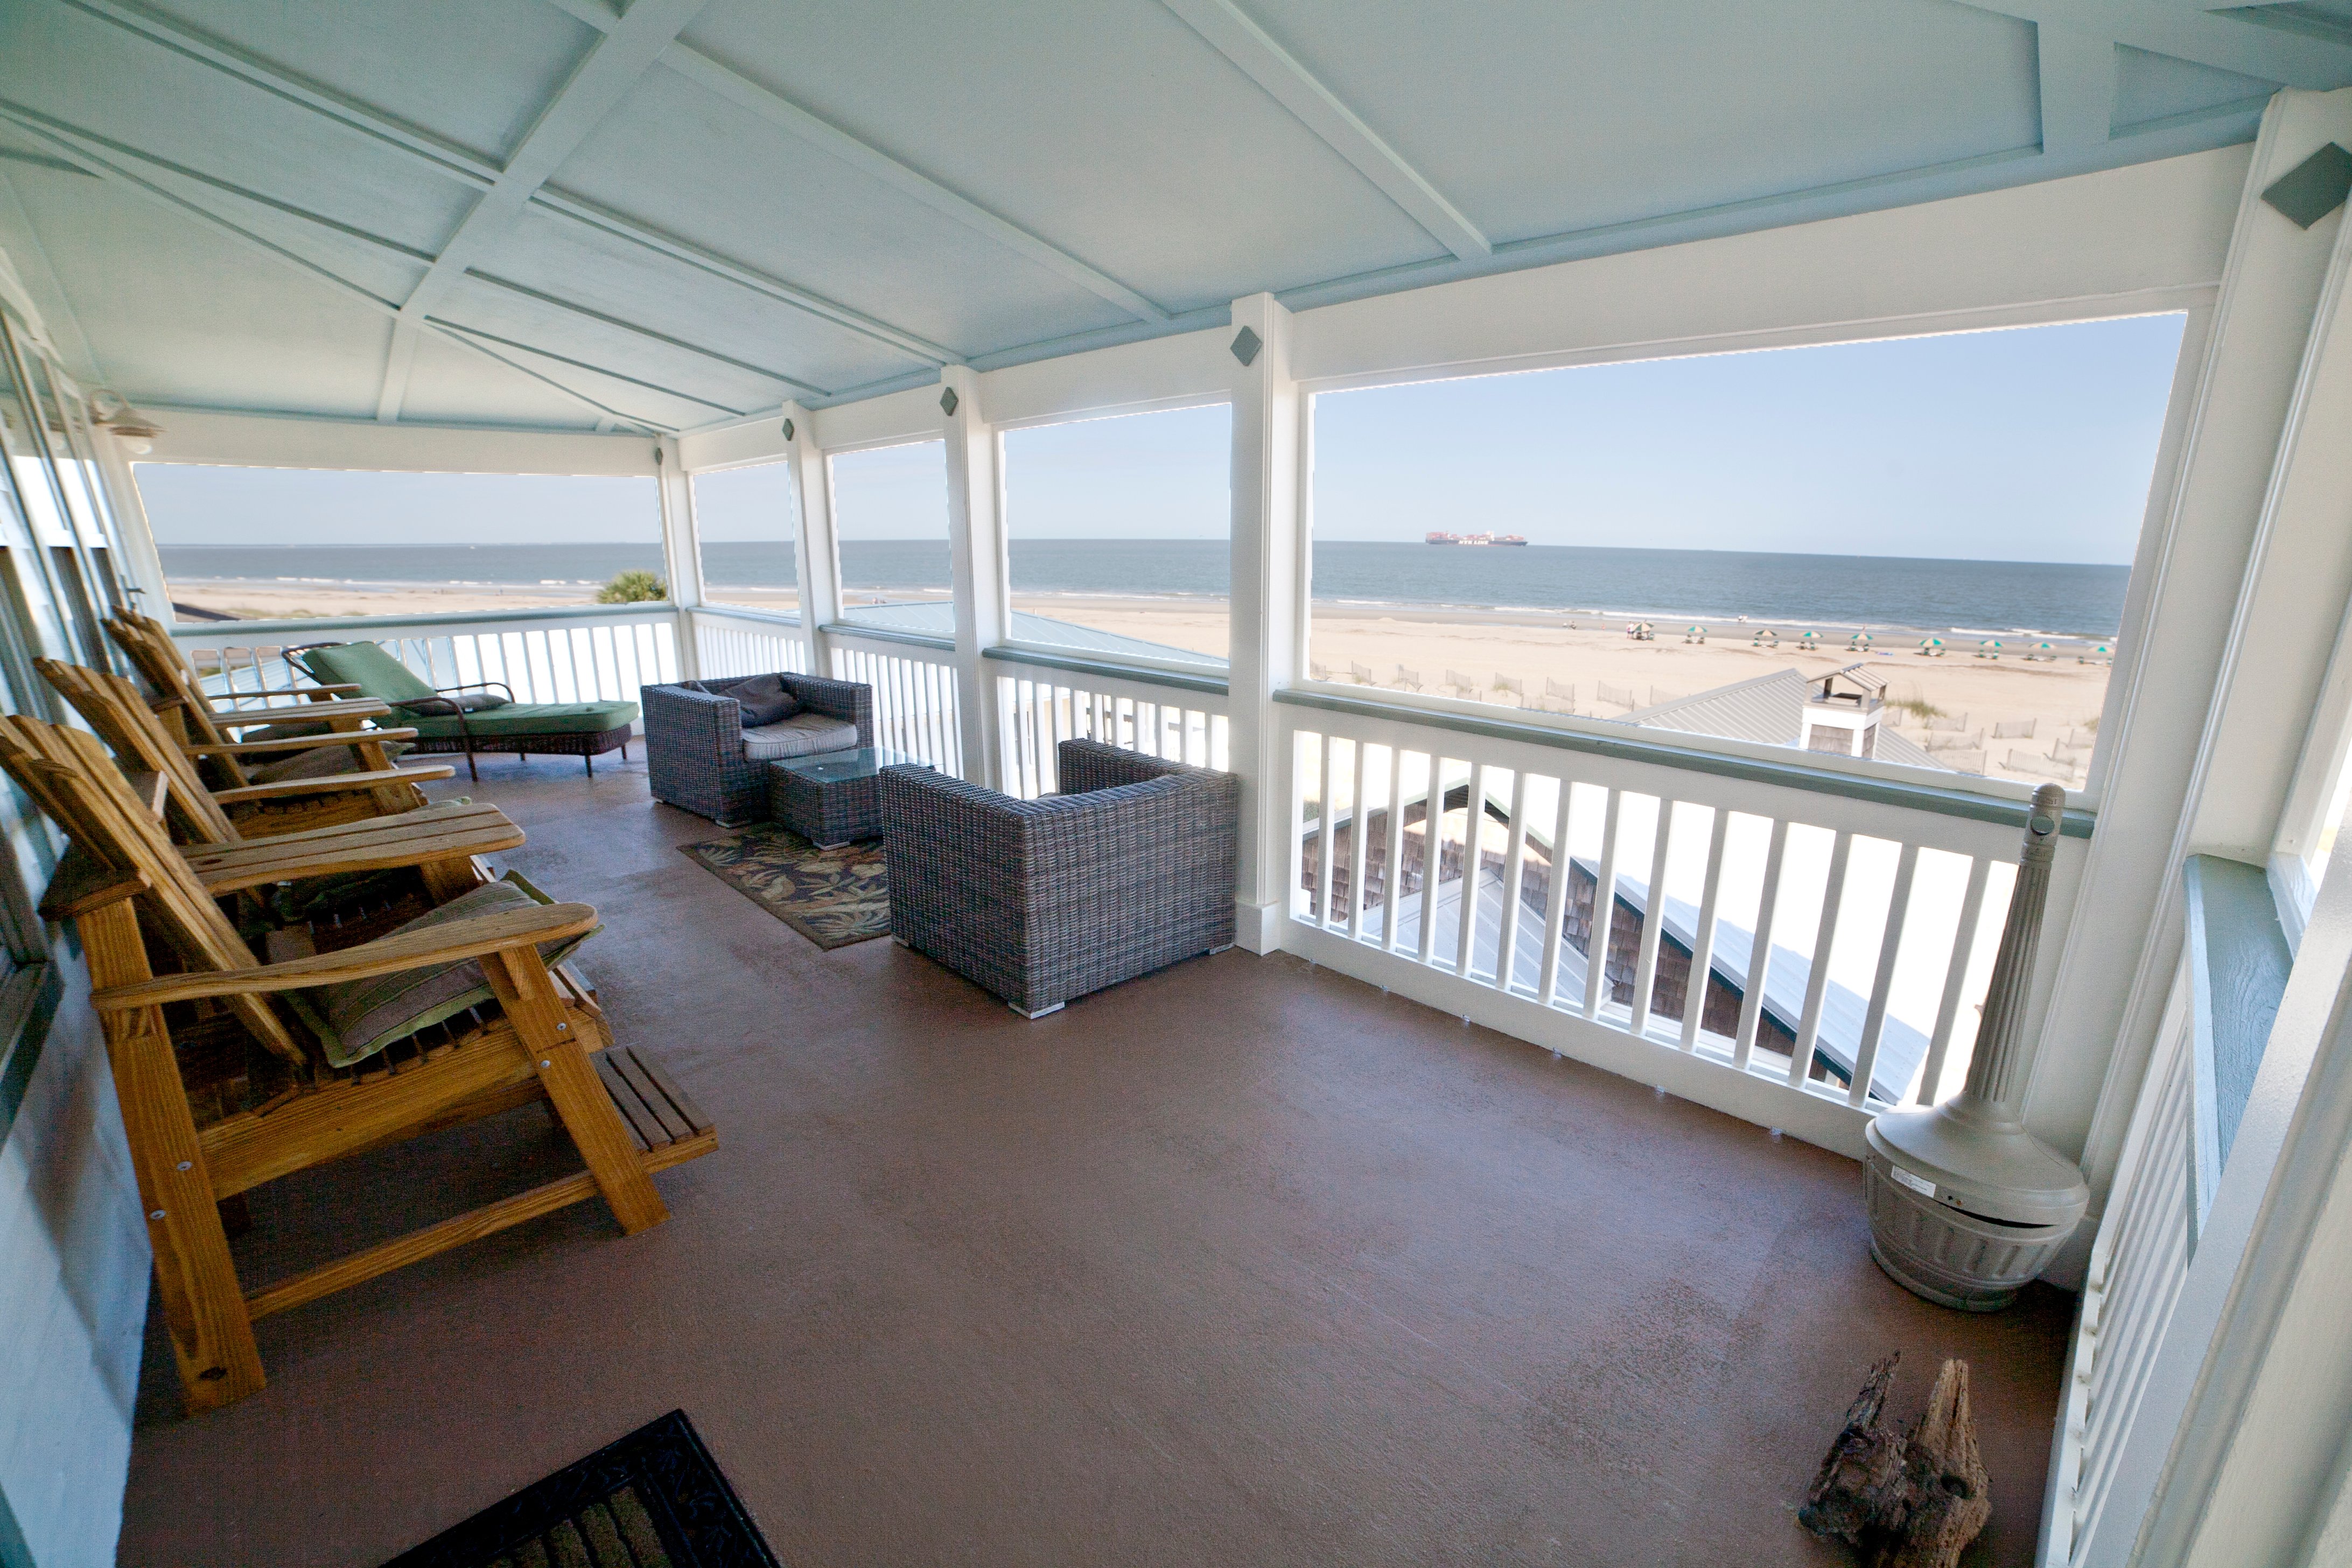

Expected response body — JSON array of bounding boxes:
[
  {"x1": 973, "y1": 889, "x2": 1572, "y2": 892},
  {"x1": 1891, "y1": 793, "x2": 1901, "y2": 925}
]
[{"x1": 159, "y1": 540, "x2": 2132, "y2": 638}]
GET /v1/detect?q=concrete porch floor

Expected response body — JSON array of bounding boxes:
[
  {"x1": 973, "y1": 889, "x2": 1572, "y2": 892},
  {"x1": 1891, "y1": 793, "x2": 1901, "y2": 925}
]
[{"x1": 117, "y1": 757, "x2": 2072, "y2": 1566}]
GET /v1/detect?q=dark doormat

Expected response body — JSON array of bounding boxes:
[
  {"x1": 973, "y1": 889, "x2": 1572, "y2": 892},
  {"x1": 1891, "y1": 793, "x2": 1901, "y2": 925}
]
[
  {"x1": 680, "y1": 824, "x2": 891, "y2": 949},
  {"x1": 384, "y1": 1409, "x2": 782, "y2": 1567}
]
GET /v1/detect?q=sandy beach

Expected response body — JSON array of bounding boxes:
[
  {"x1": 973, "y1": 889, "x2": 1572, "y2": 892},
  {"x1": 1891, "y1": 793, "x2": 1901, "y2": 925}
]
[
  {"x1": 1012, "y1": 594, "x2": 2108, "y2": 789},
  {"x1": 169, "y1": 578, "x2": 2106, "y2": 788}
]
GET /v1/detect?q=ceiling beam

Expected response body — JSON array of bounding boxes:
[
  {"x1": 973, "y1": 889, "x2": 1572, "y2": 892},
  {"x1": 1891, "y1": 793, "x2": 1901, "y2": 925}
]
[
  {"x1": 0, "y1": 166, "x2": 104, "y2": 383},
  {"x1": 528, "y1": 187, "x2": 955, "y2": 362},
  {"x1": 44, "y1": 0, "x2": 955, "y2": 367},
  {"x1": 1958, "y1": 2, "x2": 2352, "y2": 90},
  {"x1": 0, "y1": 100, "x2": 822, "y2": 405},
  {"x1": 55, "y1": 0, "x2": 500, "y2": 188},
  {"x1": 0, "y1": 108, "x2": 671, "y2": 430},
  {"x1": 428, "y1": 320, "x2": 748, "y2": 416},
  {"x1": 462, "y1": 270, "x2": 824, "y2": 395},
  {"x1": 535, "y1": 0, "x2": 1169, "y2": 321},
  {"x1": 1156, "y1": 0, "x2": 1490, "y2": 261},
  {"x1": 2037, "y1": 24, "x2": 2117, "y2": 157},
  {"x1": 657, "y1": 46, "x2": 1173, "y2": 321},
  {"x1": 376, "y1": 0, "x2": 712, "y2": 422}
]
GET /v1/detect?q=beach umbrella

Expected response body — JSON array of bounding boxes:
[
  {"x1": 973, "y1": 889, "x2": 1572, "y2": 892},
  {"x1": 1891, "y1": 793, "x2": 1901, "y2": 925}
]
[
  {"x1": 1685, "y1": 625, "x2": 1706, "y2": 643},
  {"x1": 1918, "y1": 638, "x2": 1943, "y2": 656},
  {"x1": 2035, "y1": 641, "x2": 2056, "y2": 660},
  {"x1": 1799, "y1": 631, "x2": 1819, "y2": 647},
  {"x1": 1978, "y1": 639, "x2": 2003, "y2": 659}
]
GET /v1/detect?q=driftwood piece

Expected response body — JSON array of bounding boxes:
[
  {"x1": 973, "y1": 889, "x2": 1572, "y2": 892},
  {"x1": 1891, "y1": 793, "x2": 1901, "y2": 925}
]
[{"x1": 1801, "y1": 1353, "x2": 1992, "y2": 1568}]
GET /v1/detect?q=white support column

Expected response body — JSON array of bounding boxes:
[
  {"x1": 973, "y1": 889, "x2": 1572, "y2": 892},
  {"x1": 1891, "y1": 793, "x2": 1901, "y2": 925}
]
[
  {"x1": 940, "y1": 364, "x2": 1004, "y2": 784},
  {"x1": 1226, "y1": 292, "x2": 1300, "y2": 954},
  {"x1": 87, "y1": 428, "x2": 170, "y2": 620},
  {"x1": 780, "y1": 400, "x2": 842, "y2": 671},
  {"x1": 2030, "y1": 87, "x2": 2352, "y2": 1199},
  {"x1": 652, "y1": 433, "x2": 704, "y2": 677}
]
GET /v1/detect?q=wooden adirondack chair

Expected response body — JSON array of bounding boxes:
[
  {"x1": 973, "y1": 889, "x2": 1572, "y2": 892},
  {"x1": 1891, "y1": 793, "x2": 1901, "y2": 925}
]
[
  {"x1": 0, "y1": 715, "x2": 715, "y2": 1412},
  {"x1": 102, "y1": 612, "x2": 431, "y2": 830},
  {"x1": 108, "y1": 608, "x2": 365, "y2": 743},
  {"x1": 39, "y1": 659, "x2": 447, "y2": 841}
]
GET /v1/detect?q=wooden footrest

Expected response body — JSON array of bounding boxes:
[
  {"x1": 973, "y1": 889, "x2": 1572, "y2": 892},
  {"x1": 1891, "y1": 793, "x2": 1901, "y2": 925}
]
[
  {"x1": 596, "y1": 1046, "x2": 715, "y2": 1160},
  {"x1": 243, "y1": 1048, "x2": 716, "y2": 1324}
]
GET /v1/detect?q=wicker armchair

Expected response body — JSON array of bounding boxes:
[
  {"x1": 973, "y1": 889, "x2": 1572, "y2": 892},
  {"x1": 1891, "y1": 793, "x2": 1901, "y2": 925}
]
[
  {"x1": 878, "y1": 739, "x2": 1238, "y2": 1017},
  {"x1": 642, "y1": 672, "x2": 873, "y2": 825}
]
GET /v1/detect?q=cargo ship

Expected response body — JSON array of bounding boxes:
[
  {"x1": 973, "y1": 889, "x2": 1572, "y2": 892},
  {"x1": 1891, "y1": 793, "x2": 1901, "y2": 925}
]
[{"x1": 1424, "y1": 531, "x2": 1528, "y2": 545}]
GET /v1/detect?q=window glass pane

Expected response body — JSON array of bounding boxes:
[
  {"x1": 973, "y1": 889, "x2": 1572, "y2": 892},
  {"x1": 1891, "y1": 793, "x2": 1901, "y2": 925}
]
[
  {"x1": 1002, "y1": 403, "x2": 1230, "y2": 669},
  {"x1": 1308, "y1": 314, "x2": 2187, "y2": 789},
  {"x1": 693, "y1": 461, "x2": 796, "y2": 617},
  {"x1": 831, "y1": 439, "x2": 950, "y2": 633},
  {"x1": 22, "y1": 354, "x2": 109, "y2": 554},
  {"x1": 133, "y1": 465, "x2": 664, "y2": 618},
  {"x1": 0, "y1": 390, "x2": 68, "y2": 664},
  {"x1": 0, "y1": 326, "x2": 104, "y2": 666}
]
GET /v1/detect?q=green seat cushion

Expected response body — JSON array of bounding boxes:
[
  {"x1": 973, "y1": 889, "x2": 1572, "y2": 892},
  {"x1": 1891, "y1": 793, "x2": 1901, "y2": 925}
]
[
  {"x1": 293, "y1": 641, "x2": 439, "y2": 705},
  {"x1": 282, "y1": 871, "x2": 596, "y2": 1069},
  {"x1": 398, "y1": 700, "x2": 638, "y2": 740}
]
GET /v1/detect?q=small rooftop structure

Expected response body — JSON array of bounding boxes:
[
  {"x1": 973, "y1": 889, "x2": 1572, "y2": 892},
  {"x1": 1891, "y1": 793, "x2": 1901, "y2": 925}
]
[{"x1": 1624, "y1": 665, "x2": 1944, "y2": 769}]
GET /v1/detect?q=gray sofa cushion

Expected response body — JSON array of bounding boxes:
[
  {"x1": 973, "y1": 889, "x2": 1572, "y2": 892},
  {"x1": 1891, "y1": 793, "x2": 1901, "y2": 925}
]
[
  {"x1": 727, "y1": 671, "x2": 801, "y2": 727},
  {"x1": 741, "y1": 712, "x2": 860, "y2": 760}
]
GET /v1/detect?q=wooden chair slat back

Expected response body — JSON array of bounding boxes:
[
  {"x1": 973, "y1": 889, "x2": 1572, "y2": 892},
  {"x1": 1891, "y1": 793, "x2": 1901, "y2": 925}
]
[
  {"x1": 0, "y1": 715, "x2": 126, "y2": 870},
  {"x1": 103, "y1": 613, "x2": 241, "y2": 770},
  {"x1": 38, "y1": 660, "x2": 242, "y2": 845},
  {"x1": 0, "y1": 714, "x2": 305, "y2": 1065}
]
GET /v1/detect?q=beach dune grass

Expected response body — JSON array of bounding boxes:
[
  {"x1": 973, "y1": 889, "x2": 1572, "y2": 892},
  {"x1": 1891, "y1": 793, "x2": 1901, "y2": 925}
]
[{"x1": 596, "y1": 569, "x2": 667, "y2": 604}]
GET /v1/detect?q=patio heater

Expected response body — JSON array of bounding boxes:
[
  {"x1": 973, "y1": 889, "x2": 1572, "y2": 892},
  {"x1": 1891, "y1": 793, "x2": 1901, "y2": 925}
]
[{"x1": 1864, "y1": 783, "x2": 2090, "y2": 1311}]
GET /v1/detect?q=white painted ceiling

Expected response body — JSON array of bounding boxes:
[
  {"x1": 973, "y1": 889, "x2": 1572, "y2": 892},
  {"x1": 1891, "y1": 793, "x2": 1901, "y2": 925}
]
[{"x1": 0, "y1": 0, "x2": 2344, "y2": 434}]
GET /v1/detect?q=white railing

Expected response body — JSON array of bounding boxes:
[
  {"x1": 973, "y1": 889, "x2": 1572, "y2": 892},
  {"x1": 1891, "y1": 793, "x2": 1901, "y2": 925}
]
[
  {"x1": 691, "y1": 605, "x2": 813, "y2": 681},
  {"x1": 1277, "y1": 695, "x2": 2087, "y2": 1150},
  {"x1": 827, "y1": 626, "x2": 963, "y2": 778},
  {"x1": 988, "y1": 653, "x2": 1230, "y2": 799},
  {"x1": 175, "y1": 604, "x2": 681, "y2": 711},
  {"x1": 2048, "y1": 957, "x2": 2196, "y2": 1565}
]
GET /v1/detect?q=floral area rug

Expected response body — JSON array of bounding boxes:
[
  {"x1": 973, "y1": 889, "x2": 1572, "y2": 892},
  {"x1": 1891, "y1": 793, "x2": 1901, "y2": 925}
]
[{"x1": 680, "y1": 823, "x2": 891, "y2": 949}]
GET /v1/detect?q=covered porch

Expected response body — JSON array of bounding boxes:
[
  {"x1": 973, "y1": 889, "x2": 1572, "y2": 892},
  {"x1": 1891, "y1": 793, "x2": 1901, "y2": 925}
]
[{"x1": 3, "y1": 5, "x2": 2352, "y2": 1566}]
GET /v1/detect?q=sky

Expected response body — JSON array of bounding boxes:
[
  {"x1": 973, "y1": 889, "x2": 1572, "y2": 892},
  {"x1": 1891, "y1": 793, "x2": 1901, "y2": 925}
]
[
  {"x1": 135, "y1": 313, "x2": 2185, "y2": 565},
  {"x1": 1315, "y1": 313, "x2": 2187, "y2": 564}
]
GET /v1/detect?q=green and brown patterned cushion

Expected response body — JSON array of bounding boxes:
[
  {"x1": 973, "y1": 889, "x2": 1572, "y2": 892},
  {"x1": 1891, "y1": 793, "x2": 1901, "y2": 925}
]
[{"x1": 282, "y1": 872, "x2": 597, "y2": 1068}]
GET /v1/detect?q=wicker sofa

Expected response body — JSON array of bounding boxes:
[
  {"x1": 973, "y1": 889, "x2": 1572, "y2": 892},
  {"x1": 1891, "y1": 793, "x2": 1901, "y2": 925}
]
[
  {"x1": 642, "y1": 671, "x2": 874, "y2": 825},
  {"x1": 878, "y1": 738, "x2": 1238, "y2": 1017}
]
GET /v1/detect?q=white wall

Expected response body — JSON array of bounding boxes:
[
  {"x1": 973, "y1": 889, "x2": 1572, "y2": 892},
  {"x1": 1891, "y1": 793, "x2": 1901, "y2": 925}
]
[{"x1": 0, "y1": 971, "x2": 149, "y2": 1568}]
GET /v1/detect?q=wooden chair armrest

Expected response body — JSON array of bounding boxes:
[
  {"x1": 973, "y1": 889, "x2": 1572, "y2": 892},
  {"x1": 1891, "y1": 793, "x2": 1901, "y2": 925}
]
[
  {"x1": 204, "y1": 683, "x2": 363, "y2": 698},
  {"x1": 212, "y1": 698, "x2": 393, "y2": 727},
  {"x1": 187, "y1": 807, "x2": 525, "y2": 894},
  {"x1": 39, "y1": 841, "x2": 149, "y2": 922},
  {"x1": 92, "y1": 902, "x2": 599, "y2": 1010},
  {"x1": 183, "y1": 728, "x2": 419, "y2": 756},
  {"x1": 211, "y1": 764, "x2": 454, "y2": 803}
]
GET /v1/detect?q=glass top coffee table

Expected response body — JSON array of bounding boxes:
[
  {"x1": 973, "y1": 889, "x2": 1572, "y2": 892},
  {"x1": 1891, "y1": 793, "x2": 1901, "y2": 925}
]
[{"x1": 765, "y1": 746, "x2": 932, "y2": 848}]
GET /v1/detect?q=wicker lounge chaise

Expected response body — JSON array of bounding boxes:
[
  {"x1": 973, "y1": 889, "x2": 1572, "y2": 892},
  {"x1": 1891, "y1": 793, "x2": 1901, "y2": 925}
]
[
  {"x1": 291, "y1": 641, "x2": 640, "y2": 781},
  {"x1": 641, "y1": 671, "x2": 874, "y2": 825},
  {"x1": 878, "y1": 738, "x2": 1238, "y2": 1017}
]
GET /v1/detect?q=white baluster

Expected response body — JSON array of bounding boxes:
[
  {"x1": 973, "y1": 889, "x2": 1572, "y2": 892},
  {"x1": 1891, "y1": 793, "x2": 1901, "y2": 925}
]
[
  {"x1": 1789, "y1": 829, "x2": 1854, "y2": 1089},
  {"x1": 1680, "y1": 808, "x2": 1731, "y2": 1052},
  {"x1": 1849, "y1": 842, "x2": 1920, "y2": 1107},
  {"x1": 1584, "y1": 789, "x2": 1623, "y2": 1020},
  {"x1": 1732, "y1": 820, "x2": 1790, "y2": 1072},
  {"x1": 1629, "y1": 798, "x2": 1677, "y2": 1038}
]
